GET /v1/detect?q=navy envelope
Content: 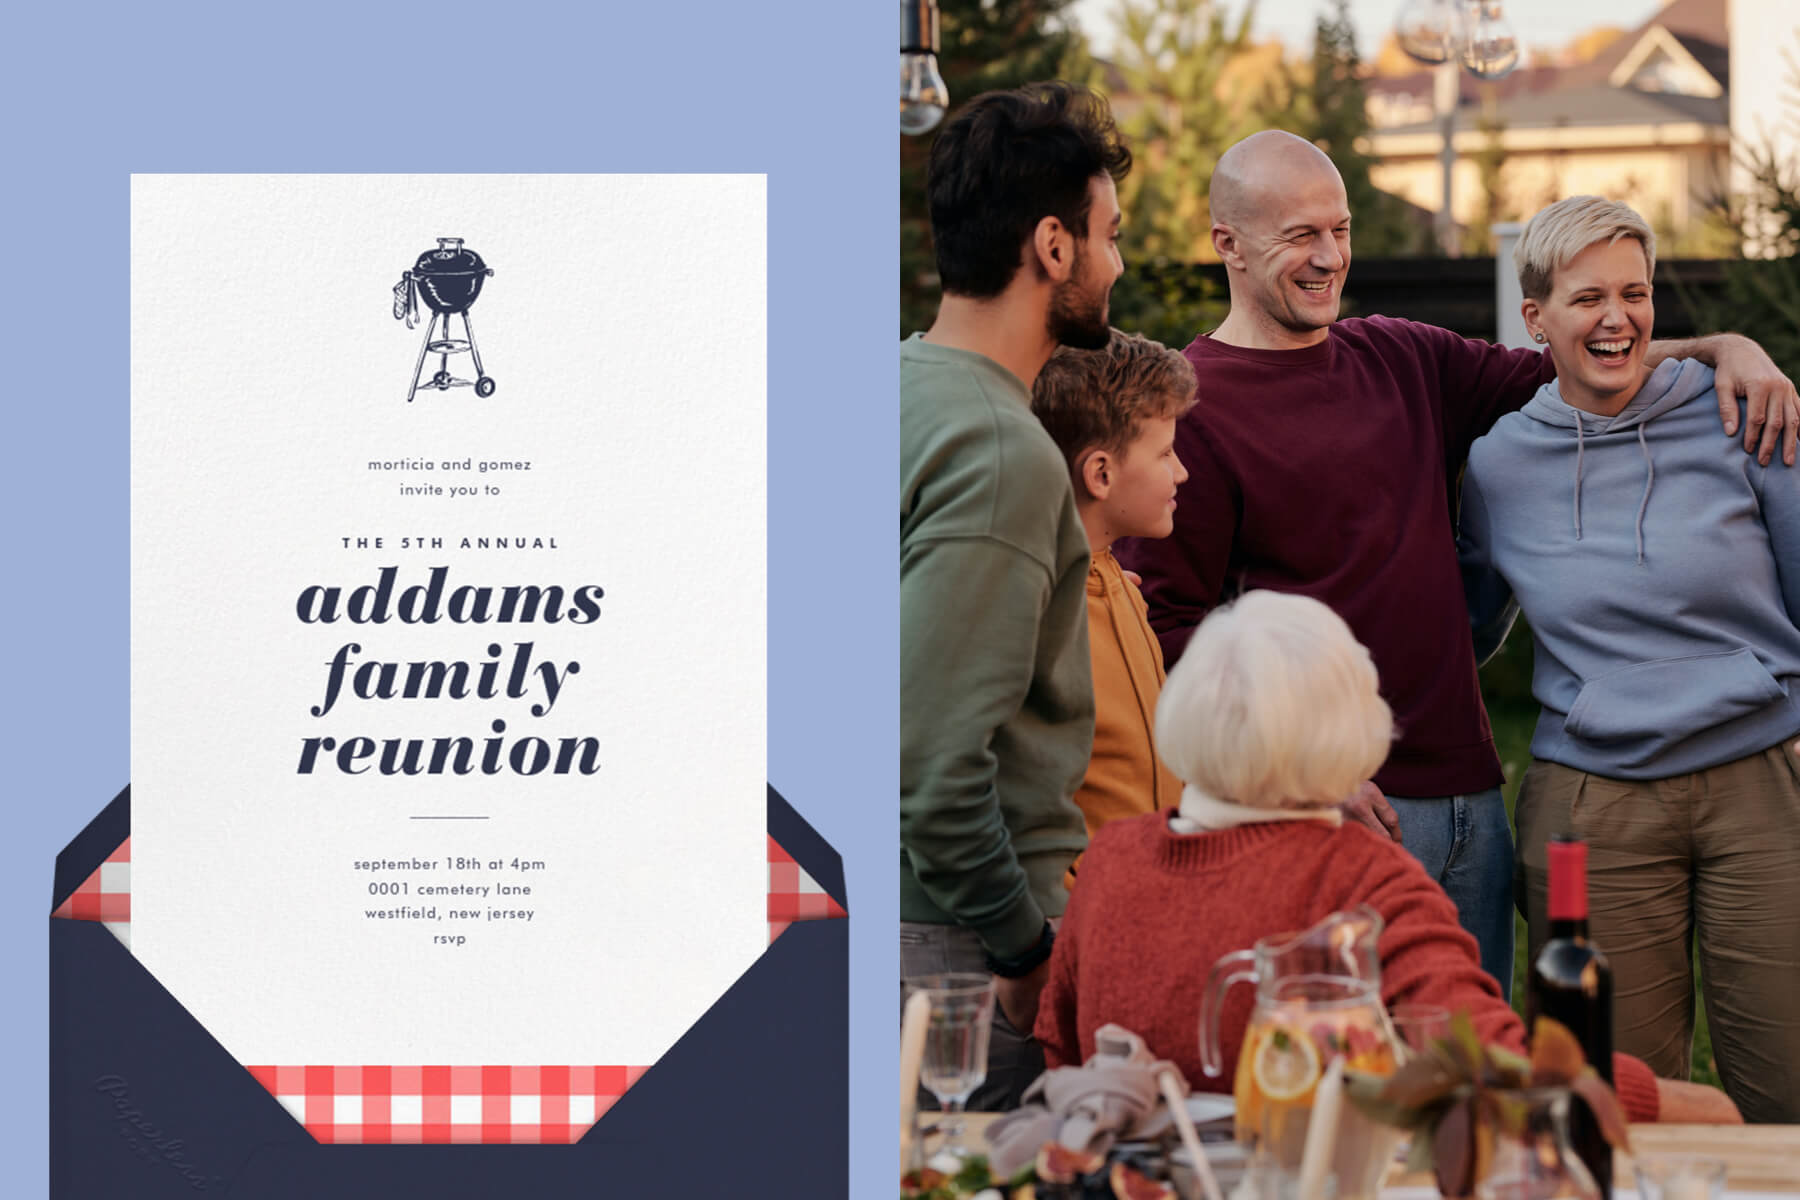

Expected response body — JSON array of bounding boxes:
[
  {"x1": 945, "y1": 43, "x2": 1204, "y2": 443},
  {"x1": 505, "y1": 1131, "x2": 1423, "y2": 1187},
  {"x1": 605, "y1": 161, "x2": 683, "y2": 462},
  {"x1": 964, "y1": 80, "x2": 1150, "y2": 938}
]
[{"x1": 51, "y1": 785, "x2": 847, "y2": 1199}]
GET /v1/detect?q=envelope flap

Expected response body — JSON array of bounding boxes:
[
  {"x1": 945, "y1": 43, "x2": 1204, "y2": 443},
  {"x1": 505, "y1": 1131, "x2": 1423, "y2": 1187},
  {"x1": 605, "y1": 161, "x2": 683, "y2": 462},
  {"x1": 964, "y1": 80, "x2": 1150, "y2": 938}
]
[
  {"x1": 767, "y1": 784, "x2": 844, "y2": 909},
  {"x1": 53, "y1": 785, "x2": 130, "y2": 913},
  {"x1": 214, "y1": 921, "x2": 847, "y2": 1198},
  {"x1": 54, "y1": 784, "x2": 845, "y2": 1152},
  {"x1": 51, "y1": 919, "x2": 314, "y2": 1198}
]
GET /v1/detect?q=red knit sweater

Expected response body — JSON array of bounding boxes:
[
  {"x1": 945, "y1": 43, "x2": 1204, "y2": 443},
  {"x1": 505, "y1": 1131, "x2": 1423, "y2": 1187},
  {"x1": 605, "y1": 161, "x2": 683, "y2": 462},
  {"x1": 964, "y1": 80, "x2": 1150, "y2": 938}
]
[{"x1": 1034, "y1": 813, "x2": 1660, "y2": 1122}]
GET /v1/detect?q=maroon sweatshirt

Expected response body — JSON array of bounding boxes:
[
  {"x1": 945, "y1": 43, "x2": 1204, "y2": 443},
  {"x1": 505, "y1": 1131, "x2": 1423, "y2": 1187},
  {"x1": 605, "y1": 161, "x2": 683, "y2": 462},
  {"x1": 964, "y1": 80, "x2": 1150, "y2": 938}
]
[{"x1": 1117, "y1": 316, "x2": 1553, "y2": 797}]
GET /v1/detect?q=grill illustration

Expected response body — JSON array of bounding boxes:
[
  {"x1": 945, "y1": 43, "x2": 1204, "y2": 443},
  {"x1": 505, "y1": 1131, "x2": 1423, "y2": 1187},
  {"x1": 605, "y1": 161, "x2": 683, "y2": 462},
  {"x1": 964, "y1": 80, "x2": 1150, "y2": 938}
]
[{"x1": 393, "y1": 237, "x2": 496, "y2": 402}]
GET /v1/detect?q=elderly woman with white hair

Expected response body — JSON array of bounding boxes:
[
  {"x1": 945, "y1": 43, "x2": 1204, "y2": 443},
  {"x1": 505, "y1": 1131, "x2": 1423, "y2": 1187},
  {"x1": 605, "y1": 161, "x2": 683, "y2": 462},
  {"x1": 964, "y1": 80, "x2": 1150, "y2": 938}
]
[
  {"x1": 1458, "y1": 195, "x2": 1800, "y2": 1123},
  {"x1": 1032, "y1": 590, "x2": 1735, "y2": 1123}
]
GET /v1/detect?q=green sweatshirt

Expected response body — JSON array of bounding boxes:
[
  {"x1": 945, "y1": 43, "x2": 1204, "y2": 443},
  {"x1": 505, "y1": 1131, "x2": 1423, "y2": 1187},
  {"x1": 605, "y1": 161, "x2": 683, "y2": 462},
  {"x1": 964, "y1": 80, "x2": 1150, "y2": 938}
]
[{"x1": 900, "y1": 335, "x2": 1093, "y2": 959}]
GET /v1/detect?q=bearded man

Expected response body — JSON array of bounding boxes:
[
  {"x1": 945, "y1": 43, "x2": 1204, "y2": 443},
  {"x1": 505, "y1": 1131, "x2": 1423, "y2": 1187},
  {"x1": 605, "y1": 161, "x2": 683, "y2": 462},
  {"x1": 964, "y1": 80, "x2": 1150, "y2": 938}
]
[{"x1": 900, "y1": 81, "x2": 1130, "y2": 1108}]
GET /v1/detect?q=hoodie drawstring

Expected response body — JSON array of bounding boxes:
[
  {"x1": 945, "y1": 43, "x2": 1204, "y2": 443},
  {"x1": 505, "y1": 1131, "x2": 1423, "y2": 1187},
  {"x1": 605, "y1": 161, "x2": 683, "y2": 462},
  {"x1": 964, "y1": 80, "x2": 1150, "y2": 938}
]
[
  {"x1": 1570, "y1": 413, "x2": 1654, "y2": 563},
  {"x1": 1573, "y1": 417, "x2": 1586, "y2": 540}
]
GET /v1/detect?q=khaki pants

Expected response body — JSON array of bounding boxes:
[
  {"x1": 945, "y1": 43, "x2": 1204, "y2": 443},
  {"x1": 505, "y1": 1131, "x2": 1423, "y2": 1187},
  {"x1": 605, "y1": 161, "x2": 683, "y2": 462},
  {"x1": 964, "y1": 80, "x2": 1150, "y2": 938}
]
[{"x1": 1516, "y1": 745, "x2": 1800, "y2": 1123}]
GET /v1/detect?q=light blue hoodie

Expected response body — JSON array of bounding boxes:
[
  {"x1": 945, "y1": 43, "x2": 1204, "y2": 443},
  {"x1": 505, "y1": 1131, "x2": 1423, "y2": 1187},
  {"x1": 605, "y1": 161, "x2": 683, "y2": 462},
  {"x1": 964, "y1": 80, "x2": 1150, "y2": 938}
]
[{"x1": 1459, "y1": 357, "x2": 1800, "y2": 780}]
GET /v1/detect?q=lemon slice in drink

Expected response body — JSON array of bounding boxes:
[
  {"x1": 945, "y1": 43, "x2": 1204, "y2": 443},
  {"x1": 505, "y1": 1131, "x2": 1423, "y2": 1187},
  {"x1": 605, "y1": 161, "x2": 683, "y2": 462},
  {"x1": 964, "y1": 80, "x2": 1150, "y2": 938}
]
[{"x1": 1252, "y1": 1027, "x2": 1322, "y2": 1102}]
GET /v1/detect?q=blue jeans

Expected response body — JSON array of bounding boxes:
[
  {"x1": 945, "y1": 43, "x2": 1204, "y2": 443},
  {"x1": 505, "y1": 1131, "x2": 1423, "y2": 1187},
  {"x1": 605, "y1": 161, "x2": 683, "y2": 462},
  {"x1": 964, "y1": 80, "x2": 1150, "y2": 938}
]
[{"x1": 1385, "y1": 788, "x2": 1515, "y2": 1001}]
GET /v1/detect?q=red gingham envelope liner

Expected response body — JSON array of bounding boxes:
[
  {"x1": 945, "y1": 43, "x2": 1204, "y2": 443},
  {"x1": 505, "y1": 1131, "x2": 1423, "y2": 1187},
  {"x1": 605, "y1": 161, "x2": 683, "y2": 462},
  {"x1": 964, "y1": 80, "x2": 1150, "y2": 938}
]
[
  {"x1": 49, "y1": 836, "x2": 131, "y2": 946},
  {"x1": 55, "y1": 832, "x2": 844, "y2": 1143},
  {"x1": 242, "y1": 1064, "x2": 651, "y2": 1144},
  {"x1": 767, "y1": 833, "x2": 847, "y2": 941}
]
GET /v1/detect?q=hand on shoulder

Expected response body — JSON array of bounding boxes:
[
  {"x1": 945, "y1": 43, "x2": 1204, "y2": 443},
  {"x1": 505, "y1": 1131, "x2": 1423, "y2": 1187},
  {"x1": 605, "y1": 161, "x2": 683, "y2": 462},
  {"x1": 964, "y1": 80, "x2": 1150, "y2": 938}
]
[{"x1": 1339, "y1": 781, "x2": 1402, "y2": 842}]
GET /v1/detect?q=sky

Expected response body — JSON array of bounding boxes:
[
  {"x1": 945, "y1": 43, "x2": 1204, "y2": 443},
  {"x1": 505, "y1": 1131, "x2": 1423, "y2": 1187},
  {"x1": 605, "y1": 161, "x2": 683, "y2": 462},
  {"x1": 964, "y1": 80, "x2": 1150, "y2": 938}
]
[{"x1": 1066, "y1": 0, "x2": 1671, "y2": 61}]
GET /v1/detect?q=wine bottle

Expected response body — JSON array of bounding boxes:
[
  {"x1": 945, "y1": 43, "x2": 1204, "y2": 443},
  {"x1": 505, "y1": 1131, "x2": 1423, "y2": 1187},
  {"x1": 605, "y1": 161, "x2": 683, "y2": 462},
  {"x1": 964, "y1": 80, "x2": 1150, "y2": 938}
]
[{"x1": 1527, "y1": 834, "x2": 1615, "y2": 1199}]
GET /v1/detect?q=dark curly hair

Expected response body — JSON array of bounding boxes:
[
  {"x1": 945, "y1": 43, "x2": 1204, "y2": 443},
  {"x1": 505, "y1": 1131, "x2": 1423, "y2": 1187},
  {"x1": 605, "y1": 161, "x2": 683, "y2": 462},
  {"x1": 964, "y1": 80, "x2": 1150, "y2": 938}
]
[{"x1": 926, "y1": 81, "x2": 1132, "y2": 299}]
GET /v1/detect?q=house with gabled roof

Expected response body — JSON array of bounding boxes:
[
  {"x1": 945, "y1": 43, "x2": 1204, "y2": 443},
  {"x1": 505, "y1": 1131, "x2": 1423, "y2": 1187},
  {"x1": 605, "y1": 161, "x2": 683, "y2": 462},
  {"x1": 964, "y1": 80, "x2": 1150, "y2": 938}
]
[{"x1": 1362, "y1": 0, "x2": 1734, "y2": 247}]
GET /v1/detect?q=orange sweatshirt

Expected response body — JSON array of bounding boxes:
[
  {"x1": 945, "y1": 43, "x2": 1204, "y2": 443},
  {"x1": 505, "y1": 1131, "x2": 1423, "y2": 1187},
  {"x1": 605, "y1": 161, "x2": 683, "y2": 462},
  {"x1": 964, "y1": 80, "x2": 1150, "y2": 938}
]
[{"x1": 1067, "y1": 550, "x2": 1181, "y2": 885}]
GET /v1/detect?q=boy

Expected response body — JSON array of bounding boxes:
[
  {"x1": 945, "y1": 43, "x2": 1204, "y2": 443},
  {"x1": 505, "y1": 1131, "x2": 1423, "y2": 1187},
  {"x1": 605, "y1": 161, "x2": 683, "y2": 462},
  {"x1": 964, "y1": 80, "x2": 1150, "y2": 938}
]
[{"x1": 1032, "y1": 328, "x2": 1196, "y2": 861}]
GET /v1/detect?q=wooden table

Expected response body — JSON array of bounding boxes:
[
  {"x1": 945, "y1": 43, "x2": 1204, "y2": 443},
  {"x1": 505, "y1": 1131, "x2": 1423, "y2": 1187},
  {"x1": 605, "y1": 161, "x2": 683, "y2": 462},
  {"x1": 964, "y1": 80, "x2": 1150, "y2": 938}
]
[
  {"x1": 1609, "y1": 1126, "x2": 1800, "y2": 1193},
  {"x1": 941, "y1": 1116, "x2": 1800, "y2": 1193}
]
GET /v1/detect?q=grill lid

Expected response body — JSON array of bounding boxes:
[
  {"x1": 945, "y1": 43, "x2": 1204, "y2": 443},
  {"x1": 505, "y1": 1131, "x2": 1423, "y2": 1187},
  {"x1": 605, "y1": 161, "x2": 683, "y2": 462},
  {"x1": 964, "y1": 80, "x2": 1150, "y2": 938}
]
[{"x1": 413, "y1": 237, "x2": 487, "y2": 275}]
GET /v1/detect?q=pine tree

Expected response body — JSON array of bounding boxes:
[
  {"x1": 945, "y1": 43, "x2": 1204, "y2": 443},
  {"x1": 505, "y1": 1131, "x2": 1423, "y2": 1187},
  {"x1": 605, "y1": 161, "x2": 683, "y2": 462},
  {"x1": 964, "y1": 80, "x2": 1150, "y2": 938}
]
[
  {"x1": 1075, "y1": 0, "x2": 1277, "y2": 345},
  {"x1": 1711, "y1": 144, "x2": 1800, "y2": 378},
  {"x1": 1299, "y1": 0, "x2": 1421, "y2": 256},
  {"x1": 1692, "y1": 37, "x2": 1800, "y2": 379},
  {"x1": 1106, "y1": 0, "x2": 1257, "y2": 264}
]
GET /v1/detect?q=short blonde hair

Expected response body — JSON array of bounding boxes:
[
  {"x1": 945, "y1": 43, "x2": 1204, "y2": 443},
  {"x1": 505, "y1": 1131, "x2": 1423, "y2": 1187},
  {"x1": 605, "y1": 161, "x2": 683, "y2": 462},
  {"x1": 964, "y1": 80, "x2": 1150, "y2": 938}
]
[
  {"x1": 1514, "y1": 195, "x2": 1656, "y2": 301},
  {"x1": 1156, "y1": 591, "x2": 1393, "y2": 809},
  {"x1": 1032, "y1": 328, "x2": 1198, "y2": 481}
]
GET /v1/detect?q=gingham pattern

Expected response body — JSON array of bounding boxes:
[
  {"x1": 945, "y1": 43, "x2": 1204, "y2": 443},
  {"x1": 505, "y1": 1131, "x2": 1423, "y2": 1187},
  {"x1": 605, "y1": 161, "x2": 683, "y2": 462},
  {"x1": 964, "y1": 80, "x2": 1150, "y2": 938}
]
[
  {"x1": 767, "y1": 833, "x2": 847, "y2": 942},
  {"x1": 55, "y1": 830, "x2": 844, "y2": 1142},
  {"x1": 243, "y1": 1064, "x2": 649, "y2": 1144},
  {"x1": 50, "y1": 836, "x2": 132, "y2": 947}
]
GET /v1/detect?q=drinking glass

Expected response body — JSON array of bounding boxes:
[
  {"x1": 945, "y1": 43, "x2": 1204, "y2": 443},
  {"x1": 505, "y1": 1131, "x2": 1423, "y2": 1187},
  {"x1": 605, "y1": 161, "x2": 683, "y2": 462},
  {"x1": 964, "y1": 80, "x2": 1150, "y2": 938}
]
[
  {"x1": 1389, "y1": 1003, "x2": 1451, "y2": 1059},
  {"x1": 906, "y1": 973, "x2": 995, "y2": 1160},
  {"x1": 1634, "y1": 1156, "x2": 1727, "y2": 1200}
]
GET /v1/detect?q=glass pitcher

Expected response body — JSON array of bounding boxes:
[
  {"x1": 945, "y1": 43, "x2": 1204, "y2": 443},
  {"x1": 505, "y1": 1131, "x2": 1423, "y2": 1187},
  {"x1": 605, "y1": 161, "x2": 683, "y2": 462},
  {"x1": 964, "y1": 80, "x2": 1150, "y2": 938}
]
[{"x1": 1198, "y1": 906, "x2": 1404, "y2": 1200}]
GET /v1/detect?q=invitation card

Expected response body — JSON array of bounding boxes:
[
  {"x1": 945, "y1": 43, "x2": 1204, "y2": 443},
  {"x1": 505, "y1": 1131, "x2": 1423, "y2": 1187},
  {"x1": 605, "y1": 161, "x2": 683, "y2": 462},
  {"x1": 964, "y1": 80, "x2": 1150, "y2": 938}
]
[{"x1": 128, "y1": 174, "x2": 767, "y2": 1075}]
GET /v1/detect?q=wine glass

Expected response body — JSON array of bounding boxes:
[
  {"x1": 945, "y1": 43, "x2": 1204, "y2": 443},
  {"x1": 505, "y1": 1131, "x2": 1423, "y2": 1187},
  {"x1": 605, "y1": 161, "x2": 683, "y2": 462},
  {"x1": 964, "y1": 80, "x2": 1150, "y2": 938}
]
[
  {"x1": 1389, "y1": 1003, "x2": 1451, "y2": 1060},
  {"x1": 906, "y1": 973, "x2": 995, "y2": 1160}
]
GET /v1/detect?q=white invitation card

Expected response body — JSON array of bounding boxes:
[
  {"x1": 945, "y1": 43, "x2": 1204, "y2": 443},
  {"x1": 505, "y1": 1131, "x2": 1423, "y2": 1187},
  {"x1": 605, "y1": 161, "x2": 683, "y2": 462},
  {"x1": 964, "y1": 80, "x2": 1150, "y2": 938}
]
[{"x1": 130, "y1": 174, "x2": 767, "y2": 1070}]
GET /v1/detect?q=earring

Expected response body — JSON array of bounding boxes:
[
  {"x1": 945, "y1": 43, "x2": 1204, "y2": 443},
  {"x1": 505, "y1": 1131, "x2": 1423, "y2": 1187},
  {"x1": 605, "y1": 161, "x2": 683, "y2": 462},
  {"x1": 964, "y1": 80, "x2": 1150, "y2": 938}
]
[{"x1": 1533, "y1": 332, "x2": 1546, "y2": 343}]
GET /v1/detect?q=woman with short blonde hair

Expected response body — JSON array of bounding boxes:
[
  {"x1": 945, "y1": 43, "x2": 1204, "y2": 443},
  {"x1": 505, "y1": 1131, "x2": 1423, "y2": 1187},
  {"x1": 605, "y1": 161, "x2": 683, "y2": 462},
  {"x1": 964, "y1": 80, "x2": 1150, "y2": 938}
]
[
  {"x1": 1512, "y1": 194, "x2": 1655, "y2": 303},
  {"x1": 1460, "y1": 194, "x2": 1800, "y2": 1121}
]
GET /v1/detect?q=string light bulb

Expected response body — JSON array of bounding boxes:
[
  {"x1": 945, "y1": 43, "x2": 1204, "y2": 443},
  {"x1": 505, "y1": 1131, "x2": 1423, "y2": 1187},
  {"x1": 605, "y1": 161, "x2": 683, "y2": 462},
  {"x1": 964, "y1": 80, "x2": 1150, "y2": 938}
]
[
  {"x1": 1394, "y1": 0, "x2": 1462, "y2": 65},
  {"x1": 1460, "y1": 1, "x2": 1521, "y2": 79},
  {"x1": 901, "y1": 0, "x2": 948, "y2": 136}
]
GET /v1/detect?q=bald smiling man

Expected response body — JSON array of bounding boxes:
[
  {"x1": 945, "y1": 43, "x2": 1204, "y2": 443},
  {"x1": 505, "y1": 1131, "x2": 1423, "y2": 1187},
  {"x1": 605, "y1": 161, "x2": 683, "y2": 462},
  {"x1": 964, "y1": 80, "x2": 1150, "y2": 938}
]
[{"x1": 1118, "y1": 130, "x2": 1800, "y2": 998}]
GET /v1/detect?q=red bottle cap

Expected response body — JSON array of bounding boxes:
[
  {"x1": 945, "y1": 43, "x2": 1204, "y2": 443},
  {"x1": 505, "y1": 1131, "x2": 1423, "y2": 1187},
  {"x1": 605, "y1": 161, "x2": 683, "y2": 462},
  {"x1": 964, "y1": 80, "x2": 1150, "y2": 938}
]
[{"x1": 1547, "y1": 836, "x2": 1588, "y2": 921}]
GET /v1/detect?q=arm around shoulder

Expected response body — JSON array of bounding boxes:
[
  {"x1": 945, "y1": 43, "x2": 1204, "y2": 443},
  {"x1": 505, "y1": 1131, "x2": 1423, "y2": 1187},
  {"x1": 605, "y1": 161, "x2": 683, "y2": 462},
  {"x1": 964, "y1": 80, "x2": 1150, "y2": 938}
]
[
  {"x1": 1650, "y1": 333, "x2": 1800, "y2": 465},
  {"x1": 1410, "y1": 318, "x2": 1552, "y2": 451}
]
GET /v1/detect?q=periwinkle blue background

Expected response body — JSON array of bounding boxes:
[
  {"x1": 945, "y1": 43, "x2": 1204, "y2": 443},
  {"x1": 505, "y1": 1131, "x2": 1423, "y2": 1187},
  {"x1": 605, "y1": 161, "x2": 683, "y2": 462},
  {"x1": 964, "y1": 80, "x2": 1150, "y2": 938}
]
[{"x1": 1, "y1": 4, "x2": 894, "y2": 1196}]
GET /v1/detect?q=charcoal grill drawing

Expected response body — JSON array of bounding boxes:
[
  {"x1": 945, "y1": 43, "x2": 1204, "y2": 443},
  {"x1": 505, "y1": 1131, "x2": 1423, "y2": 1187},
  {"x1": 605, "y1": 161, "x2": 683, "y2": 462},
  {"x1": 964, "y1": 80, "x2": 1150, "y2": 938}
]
[{"x1": 393, "y1": 237, "x2": 497, "y2": 403}]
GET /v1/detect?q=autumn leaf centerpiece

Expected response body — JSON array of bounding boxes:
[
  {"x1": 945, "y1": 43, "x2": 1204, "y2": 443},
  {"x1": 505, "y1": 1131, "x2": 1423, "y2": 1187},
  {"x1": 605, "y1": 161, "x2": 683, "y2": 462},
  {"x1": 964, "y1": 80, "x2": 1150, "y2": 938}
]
[{"x1": 1343, "y1": 1014, "x2": 1629, "y2": 1197}]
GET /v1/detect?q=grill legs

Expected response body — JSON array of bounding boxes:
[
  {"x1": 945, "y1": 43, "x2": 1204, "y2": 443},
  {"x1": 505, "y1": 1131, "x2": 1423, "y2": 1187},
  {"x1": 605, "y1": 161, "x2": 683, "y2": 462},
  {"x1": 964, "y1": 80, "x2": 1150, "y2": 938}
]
[{"x1": 405, "y1": 311, "x2": 495, "y2": 402}]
